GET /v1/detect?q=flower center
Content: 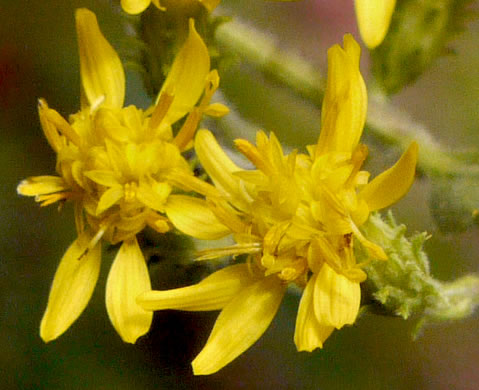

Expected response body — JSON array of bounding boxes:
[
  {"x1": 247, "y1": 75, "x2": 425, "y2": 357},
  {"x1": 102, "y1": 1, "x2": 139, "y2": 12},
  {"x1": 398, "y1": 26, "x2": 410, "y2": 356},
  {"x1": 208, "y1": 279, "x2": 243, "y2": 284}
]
[{"x1": 123, "y1": 182, "x2": 138, "y2": 202}]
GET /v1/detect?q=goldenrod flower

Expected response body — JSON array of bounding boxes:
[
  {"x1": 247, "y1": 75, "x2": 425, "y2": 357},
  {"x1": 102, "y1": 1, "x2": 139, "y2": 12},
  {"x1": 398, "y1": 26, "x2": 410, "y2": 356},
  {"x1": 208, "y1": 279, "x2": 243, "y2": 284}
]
[
  {"x1": 121, "y1": 0, "x2": 221, "y2": 14},
  {"x1": 137, "y1": 34, "x2": 417, "y2": 375},
  {"x1": 121, "y1": 0, "x2": 298, "y2": 15},
  {"x1": 17, "y1": 8, "x2": 226, "y2": 343},
  {"x1": 355, "y1": 0, "x2": 396, "y2": 48}
]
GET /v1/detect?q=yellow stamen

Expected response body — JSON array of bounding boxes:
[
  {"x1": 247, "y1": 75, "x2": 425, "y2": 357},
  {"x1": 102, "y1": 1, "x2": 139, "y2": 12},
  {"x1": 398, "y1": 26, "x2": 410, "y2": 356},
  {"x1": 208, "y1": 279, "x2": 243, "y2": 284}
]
[{"x1": 173, "y1": 109, "x2": 201, "y2": 151}]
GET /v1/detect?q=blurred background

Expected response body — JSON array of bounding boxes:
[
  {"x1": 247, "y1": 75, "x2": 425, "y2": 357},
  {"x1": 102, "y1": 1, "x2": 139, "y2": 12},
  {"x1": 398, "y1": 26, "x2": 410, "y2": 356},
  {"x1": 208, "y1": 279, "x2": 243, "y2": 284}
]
[{"x1": 1, "y1": 0, "x2": 478, "y2": 389}]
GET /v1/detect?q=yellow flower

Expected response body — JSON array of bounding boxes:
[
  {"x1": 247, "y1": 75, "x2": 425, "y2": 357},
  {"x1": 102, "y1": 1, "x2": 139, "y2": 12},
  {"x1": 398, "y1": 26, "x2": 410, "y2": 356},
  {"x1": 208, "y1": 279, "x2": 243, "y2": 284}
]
[
  {"x1": 121, "y1": 0, "x2": 299, "y2": 15},
  {"x1": 121, "y1": 0, "x2": 221, "y2": 15},
  {"x1": 17, "y1": 8, "x2": 226, "y2": 343},
  {"x1": 355, "y1": 0, "x2": 396, "y2": 49},
  {"x1": 137, "y1": 34, "x2": 417, "y2": 375}
]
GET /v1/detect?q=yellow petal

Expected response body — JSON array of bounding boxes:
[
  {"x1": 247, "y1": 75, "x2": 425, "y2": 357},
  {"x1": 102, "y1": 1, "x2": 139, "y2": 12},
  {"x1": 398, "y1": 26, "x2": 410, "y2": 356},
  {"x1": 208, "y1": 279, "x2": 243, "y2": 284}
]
[
  {"x1": 204, "y1": 199, "x2": 250, "y2": 234},
  {"x1": 192, "y1": 276, "x2": 286, "y2": 375},
  {"x1": 160, "y1": 19, "x2": 210, "y2": 125},
  {"x1": 84, "y1": 170, "x2": 120, "y2": 187},
  {"x1": 121, "y1": 0, "x2": 151, "y2": 15},
  {"x1": 149, "y1": 92, "x2": 174, "y2": 131},
  {"x1": 167, "y1": 169, "x2": 219, "y2": 198},
  {"x1": 355, "y1": 0, "x2": 396, "y2": 49},
  {"x1": 309, "y1": 236, "x2": 344, "y2": 275},
  {"x1": 317, "y1": 34, "x2": 367, "y2": 156},
  {"x1": 17, "y1": 176, "x2": 68, "y2": 196},
  {"x1": 204, "y1": 102, "x2": 230, "y2": 117},
  {"x1": 38, "y1": 99, "x2": 62, "y2": 152},
  {"x1": 195, "y1": 129, "x2": 246, "y2": 205},
  {"x1": 136, "y1": 179, "x2": 171, "y2": 212},
  {"x1": 200, "y1": 0, "x2": 221, "y2": 12},
  {"x1": 41, "y1": 103, "x2": 82, "y2": 146},
  {"x1": 137, "y1": 264, "x2": 256, "y2": 311},
  {"x1": 105, "y1": 238, "x2": 153, "y2": 343},
  {"x1": 294, "y1": 273, "x2": 335, "y2": 351},
  {"x1": 165, "y1": 195, "x2": 231, "y2": 239},
  {"x1": 40, "y1": 233, "x2": 101, "y2": 342},
  {"x1": 359, "y1": 142, "x2": 418, "y2": 211},
  {"x1": 172, "y1": 109, "x2": 202, "y2": 151},
  {"x1": 96, "y1": 186, "x2": 124, "y2": 215},
  {"x1": 76, "y1": 8, "x2": 125, "y2": 109},
  {"x1": 313, "y1": 263, "x2": 361, "y2": 328},
  {"x1": 75, "y1": 201, "x2": 85, "y2": 234},
  {"x1": 151, "y1": 0, "x2": 166, "y2": 10},
  {"x1": 350, "y1": 220, "x2": 387, "y2": 260}
]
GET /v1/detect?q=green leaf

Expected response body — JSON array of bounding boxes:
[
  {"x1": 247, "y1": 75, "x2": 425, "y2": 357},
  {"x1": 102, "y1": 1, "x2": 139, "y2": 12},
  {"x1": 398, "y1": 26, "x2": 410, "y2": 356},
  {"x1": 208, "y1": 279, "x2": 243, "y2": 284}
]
[
  {"x1": 371, "y1": 0, "x2": 477, "y2": 95},
  {"x1": 359, "y1": 212, "x2": 479, "y2": 337}
]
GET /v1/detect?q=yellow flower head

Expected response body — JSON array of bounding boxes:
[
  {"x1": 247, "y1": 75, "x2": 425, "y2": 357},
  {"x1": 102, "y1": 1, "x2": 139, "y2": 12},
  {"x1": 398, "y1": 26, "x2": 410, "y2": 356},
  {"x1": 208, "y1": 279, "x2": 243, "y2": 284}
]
[
  {"x1": 355, "y1": 0, "x2": 396, "y2": 49},
  {"x1": 121, "y1": 0, "x2": 221, "y2": 15},
  {"x1": 137, "y1": 34, "x2": 417, "y2": 375},
  {"x1": 17, "y1": 8, "x2": 227, "y2": 343},
  {"x1": 121, "y1": 0, "x2": 300, "y2": 15}
]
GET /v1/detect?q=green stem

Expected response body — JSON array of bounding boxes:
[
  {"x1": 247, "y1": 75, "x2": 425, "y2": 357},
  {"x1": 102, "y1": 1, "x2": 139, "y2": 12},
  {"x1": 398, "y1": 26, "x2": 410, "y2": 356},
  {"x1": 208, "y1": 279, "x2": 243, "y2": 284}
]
[
  {"x1": 215, "y1": 18, "x2": 479, "y2": 178},
  {"x1": 215, "y1": 17, "x2": 324, "y2": 106}
]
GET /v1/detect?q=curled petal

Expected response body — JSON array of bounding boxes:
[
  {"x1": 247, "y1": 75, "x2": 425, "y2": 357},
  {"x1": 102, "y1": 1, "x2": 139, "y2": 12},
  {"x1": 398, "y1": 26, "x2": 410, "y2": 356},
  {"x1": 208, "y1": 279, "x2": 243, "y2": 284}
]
[
  {"x1": 355, "y1": 0, "x2": 396, "y2": 49},
  {"x1": 105, "y1": 238, "x2": 152, "y2": 343},
  {"x1": 38, "y1": 99, "x2": 62, "y2": 152},
  {"x1": 40, "y1": 103, "x2": 82, "y2": 146},
  {"x1": 195, "y1": 130, "x2": 247, "y2": 209},
  {"x1": 40, "y1": 232, "x2": 101, "y2": 342},
  {"x1": 17, "y1": 176, "x2": 68, "y2": 197},
  {"x1": 165, "y1": 195, "x2": 231, "y2": 239},
  {"x1": 192, "y1": 276, "x2": 286, "y2": 375},
  {"x1": 76, "y1": 8, "x2": 125, "y2": 109},
  {"x1": 313, "y1": 264, "x2": 361, "y2": 329},
  {"x1": 295, "y1": 273, "x2": 335, "y2": 351},
  {"x1": 160, "y1": 19, "x2": 210, "y2": 124},
  {"x1": 359, "y1": 142, "x2": 418, "y2": 211},
  {"x1": 137, "y1": 264, "x2": 256, "y2": 311},
  {"x1": 317, "y1": 34, "x2": 367, "y2": 156}
]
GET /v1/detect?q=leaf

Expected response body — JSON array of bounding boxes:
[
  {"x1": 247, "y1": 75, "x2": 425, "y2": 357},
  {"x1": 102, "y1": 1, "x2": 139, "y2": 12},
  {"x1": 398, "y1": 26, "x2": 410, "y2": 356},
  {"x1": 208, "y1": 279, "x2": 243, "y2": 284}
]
[{"x1": 371, "y1": 0, "x2": 477, "y2": 95}]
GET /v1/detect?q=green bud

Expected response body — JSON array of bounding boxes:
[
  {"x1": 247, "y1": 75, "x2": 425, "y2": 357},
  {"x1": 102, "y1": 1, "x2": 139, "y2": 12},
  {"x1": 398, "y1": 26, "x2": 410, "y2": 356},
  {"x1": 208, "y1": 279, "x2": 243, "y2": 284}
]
[
  {"x1": 371, "y1": 0, "x2": 476, "y2": 95},
  {"x1": 359, "y1": 212, "x2": 479, "y2": 337}
]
